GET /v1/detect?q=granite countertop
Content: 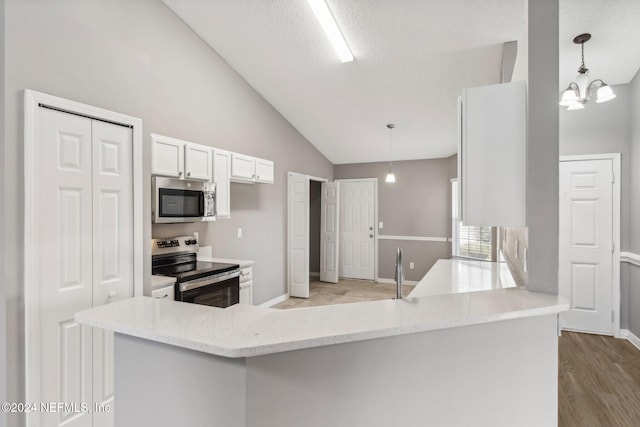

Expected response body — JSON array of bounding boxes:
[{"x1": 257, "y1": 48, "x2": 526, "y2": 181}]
[{"x1": 76, "y1": 256, "x2": 567, "y2": 358}]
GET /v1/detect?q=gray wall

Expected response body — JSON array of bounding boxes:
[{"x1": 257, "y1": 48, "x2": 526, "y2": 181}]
[
  {"x1": 0, "y1": 0, "x2": 6, "y2": 421},
  {"x1": 2, "y1": 0, "x2": 331, "y2": 422},
  {"x1": 309, "y1": 180, "x2": 321, "y2": 274},
  {"x1": 629, "y1": 69, "x2": 640, "y2": 337},
  {"x1": 334, "y1": 157, "x2": 456, "y2": 281},
  {"x1": 526, "y1": 0, "x2": 559, "y2": 294}
]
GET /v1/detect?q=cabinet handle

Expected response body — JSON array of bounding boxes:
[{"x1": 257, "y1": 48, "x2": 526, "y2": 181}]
[
  {"x1": 178, "y1": 171, "x2": 183, "y2": 176},
  {"x1": 187, "y1": 172, "x2": 191, "y2": 177},
  {"x1": 108, "y1": 290, "x2": 117, "y2": 298}
]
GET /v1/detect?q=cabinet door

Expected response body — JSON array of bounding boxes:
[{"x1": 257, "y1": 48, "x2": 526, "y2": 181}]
[
  {"x1": 255, "y1": 158, "x2": 274, "y2": 183},
  {"x1": 461, "y1": 81, "x2": 526, "y2": 227},
  {"x1": 213, "y1": 149, "x2": 231, "y2": 218},
  {"x1": 185, "y1": 143, "x2": 212, "y2": 181},
  {"x1": 231, "y1": 153, "x2": 255, "y2": 182},
  {"x1": 151, "y1": 134, "x2": 185, "y2": 178},
  {"x1": 239, "y1": 281, "x2": 253, "y2": 305}
]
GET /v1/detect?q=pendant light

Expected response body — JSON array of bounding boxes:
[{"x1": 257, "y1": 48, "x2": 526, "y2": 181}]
[
  {"x1": 559, "y1": 33, "x2": 616, "y2": 110},
  {"x1": 385, "y1": 124, "x2": 396, "y2": 183}
]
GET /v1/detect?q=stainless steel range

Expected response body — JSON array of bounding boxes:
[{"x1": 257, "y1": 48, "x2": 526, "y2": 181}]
[{"x1": 151, "y1": 236, "x2": 240, "y2": 308}]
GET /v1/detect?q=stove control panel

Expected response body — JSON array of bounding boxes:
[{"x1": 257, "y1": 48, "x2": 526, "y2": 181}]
[
  {"x1": 156, "y1": 239, "x2": 180, "y2": 249},
  {"x1": 151, "y1": 236, "x2": 201, "y2": 256}
]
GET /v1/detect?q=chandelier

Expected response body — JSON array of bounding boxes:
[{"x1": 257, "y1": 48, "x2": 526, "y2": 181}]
[{"x1": 559, "y1": 33, "x2": 616, "y2": 110}]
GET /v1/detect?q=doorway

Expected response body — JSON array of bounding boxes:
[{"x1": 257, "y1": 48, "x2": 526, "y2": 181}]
[
  {"x1": 337, "y1": 179, "x2": 377, "y2": 281},
  {"x1": 559, "y1": 154, "x2": 620, "y2": 336}
]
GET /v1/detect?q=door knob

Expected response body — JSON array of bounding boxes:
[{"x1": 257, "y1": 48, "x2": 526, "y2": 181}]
[
  {"x1": 370, "y1": 234, "x2": 373, "y2": 238},
  {"x1": 370, "y1": 226, "x2": 373, "y2": 231}
]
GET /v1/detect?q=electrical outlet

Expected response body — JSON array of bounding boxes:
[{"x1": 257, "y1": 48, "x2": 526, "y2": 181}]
[
  {"x1": 193, "y1": 231, "x2": 199, "y2": 242},
  {"x1": 237, "y1": 228, "x2": 243, "y2": 239},
  {"x1": 409, "y1": 262, "x2": 415, "y2": 269}
]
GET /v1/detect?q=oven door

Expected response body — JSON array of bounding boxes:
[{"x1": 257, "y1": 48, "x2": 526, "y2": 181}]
[{"x1": 177, "y1": 270, "x2": 240, "y2": 308}]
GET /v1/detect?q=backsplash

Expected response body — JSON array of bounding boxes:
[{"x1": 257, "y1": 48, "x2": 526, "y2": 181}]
[{"x1": 499, "y1": 227, "x2": 528, "y2": 287}]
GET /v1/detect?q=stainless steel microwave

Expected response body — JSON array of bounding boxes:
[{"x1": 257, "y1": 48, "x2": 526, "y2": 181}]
[{"x1": 152, "y1": 176, "x2": 215, "y2": 223}]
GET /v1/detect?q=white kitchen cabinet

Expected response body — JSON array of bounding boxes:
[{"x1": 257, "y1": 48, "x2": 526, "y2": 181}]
[
  {"x1": 230, "y1": 152, "x2": 275, "y2": 184},
  {"x1": 239, "y1": 266, "x2": 253, "y2": 305},
  {"x1": 151, "y1": 133, "x2": 212, "y2": 181},
  {"x1": 231, "y1": 152, "x2": 255, "y2": 182},
  {"x1": 185, "y1": 143, "x2": 213, "y2": 181},
  {"x1": 255, "y1": 157, "x2": 274, "y2": 183},
  {"x1": 459, "y1": 81, "x2": 526, "y2": 227},
  {"x1": 152, "y1": 134, "x2": 185, "y2": 178},
  {"x1": 213, "y1": 148, "x2": 231, "y2": 218}
]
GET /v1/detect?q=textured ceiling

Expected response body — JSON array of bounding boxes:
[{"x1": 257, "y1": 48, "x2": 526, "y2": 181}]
[
  {"x1": 559, "y1": 0, "x2": 640, "y2": 90},
  {"x1": 163, "y1": 0, "x2": 640, "y2": 165}
]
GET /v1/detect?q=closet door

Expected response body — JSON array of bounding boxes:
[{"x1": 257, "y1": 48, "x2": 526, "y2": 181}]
[
  {"x1": 36, "y1": 108, "x2": 133, "y2": 427},
  {"x1": 91, "y1": 120, "x2": 133, "y2": 427},
  {"x1": 38, "y1": 108, "x2": 94, "y2": 427}
]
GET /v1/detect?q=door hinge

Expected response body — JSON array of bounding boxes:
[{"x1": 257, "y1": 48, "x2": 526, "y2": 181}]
[
  {"x1": 612, "y1": 310, "x2": 615, "y2": 323},
  {"x1": 612, "y1": 171, "x2": 615, "y2": 184},
  {"x1": 612, "y1": 241, "x2": 615, "y2": 253}
]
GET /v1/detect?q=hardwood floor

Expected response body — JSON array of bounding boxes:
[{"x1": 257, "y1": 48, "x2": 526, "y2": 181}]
[{"x1": 559, "y1": 331, "x2": 640, "y2": 426}]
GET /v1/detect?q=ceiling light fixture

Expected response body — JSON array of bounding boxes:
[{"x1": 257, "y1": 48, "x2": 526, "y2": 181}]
[
  {"x1": 307, "y1": 0, "x2": 353, "y2": 63},
  {"x1": 559, "y1": 33, "x2": 616, "y2": 110},
  {"x1": 385, "y1": 124, "x2": 396, "y2": 183}
]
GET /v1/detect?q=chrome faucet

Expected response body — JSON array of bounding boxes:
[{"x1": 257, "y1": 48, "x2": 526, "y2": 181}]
[{"x1": 395, "y1": 247, "x2": 404, "y2": 299}]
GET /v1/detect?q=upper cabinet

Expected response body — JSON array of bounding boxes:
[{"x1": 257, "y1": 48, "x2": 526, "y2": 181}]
[
  {"x1": 255, "y1": 158, "x2": 274, "y2": 183},
  {"x1": 459, "y1": 81, "x2": 526, "y2": 227},
  {"x1": 213, "y1": 149, "x2": 231, "y2": 219},
  {"x1": 231, "y1": 153, "x2": 274, "y2": 184},
  {"x1": 151, "y1": 133, "x2": 212, "y2": 181},
  {"x1": 231, "y1": 153, "x2": 255, "y2": 182}
]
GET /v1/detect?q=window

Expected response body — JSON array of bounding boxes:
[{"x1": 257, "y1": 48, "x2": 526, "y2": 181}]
[{"x1": 451, "y1": 180, "x2": 493, "y2": 261}]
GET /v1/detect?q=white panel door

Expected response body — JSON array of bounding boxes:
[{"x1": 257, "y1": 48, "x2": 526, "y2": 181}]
[
  {"x1": 184, "y1": 143, "x2": 212, "y2": 181},
  {"x1": 91, "y1": 121, "x2": 133, "y2": 427},
  {"x1": 288, "y1": 173, "x2": 310, "y2": 298},
  {"x1": 559, "y1": 159, "x2": 613, "y2": 334},
  {"x1": 340, "y1": 180, "x2": 375, "y2": 280},
  {"x1": 38, "y1": 108, "x2": 94, "y2": 427},
  {"x1": 320, "y1": 182, "x2": 340, "y2": 283},
  {"x1": 213, "y1": 149, "x2": 231, "y2": 218}
]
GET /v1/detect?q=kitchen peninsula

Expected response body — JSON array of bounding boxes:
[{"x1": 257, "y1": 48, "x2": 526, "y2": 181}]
[{"x1": 76, "y1": 261, "x2": 567, "y2": 427}]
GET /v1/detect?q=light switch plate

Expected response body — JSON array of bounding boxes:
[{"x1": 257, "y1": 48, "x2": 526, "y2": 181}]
[
  {"x1": 237, "y1": 228, "x2": 243, "y2": 239},
  {"x1": 409, "y1": 262, "x2": 415, "y2": 269},
  {"x1": 379, "y1": 221, "x2": 384, "y2": 229}
]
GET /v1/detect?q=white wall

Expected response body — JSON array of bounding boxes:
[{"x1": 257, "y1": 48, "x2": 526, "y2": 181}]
[{"x1": 2, "y1": 0, "x2": 332, "y2": 424}]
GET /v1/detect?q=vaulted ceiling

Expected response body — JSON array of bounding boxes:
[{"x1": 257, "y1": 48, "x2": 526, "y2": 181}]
[{"x1": 163, "y1": 0, "x2": 640, "y2": 165}]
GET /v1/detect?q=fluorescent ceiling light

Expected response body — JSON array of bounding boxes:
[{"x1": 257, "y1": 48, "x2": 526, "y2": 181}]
[{"x1": 307, "y1": 0, "x2": 353, "y2": 63}]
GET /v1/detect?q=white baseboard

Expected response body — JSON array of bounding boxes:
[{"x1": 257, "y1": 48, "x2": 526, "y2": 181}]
[
  {"x1": 309, "y1": 271, "x2": 320, "y2": 277},
  {"x1": 620, "y1": 329, "x2": 640, "y2": 351},
  {"x1": 259, "y1": 293, "x2": 289, "y2": 308},
  {"x1": 375, "y1": 277, "x2": 418, "y2": 286}
]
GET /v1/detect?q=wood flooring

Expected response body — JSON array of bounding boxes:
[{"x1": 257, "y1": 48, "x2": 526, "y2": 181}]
[{"x1": 559, "y1": 331, "x2": 640, "y2": 426}]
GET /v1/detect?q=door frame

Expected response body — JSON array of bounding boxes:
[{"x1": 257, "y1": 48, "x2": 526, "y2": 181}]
[
  {"x1": 286, "y1": 172, "x2": 328, "y2": 297},
  {"x1": 335, "y1": 178, "x2": 379, "y2": 281},
  {"x1": 559, "y1": 153, "x2": 621, "y2": 337},
  {"x1": 23, "y1": 90, "x2": 144, "y2": 418}
]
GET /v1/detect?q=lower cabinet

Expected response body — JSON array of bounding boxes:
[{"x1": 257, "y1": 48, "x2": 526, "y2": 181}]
[{"x1": 239, "y1": 266, "x2": 253, "y2": 305}]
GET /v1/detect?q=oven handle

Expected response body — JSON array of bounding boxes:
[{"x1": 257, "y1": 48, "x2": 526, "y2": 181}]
[{"x1": 178, "y1": 270, "x2": 241, "y2": 292}]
